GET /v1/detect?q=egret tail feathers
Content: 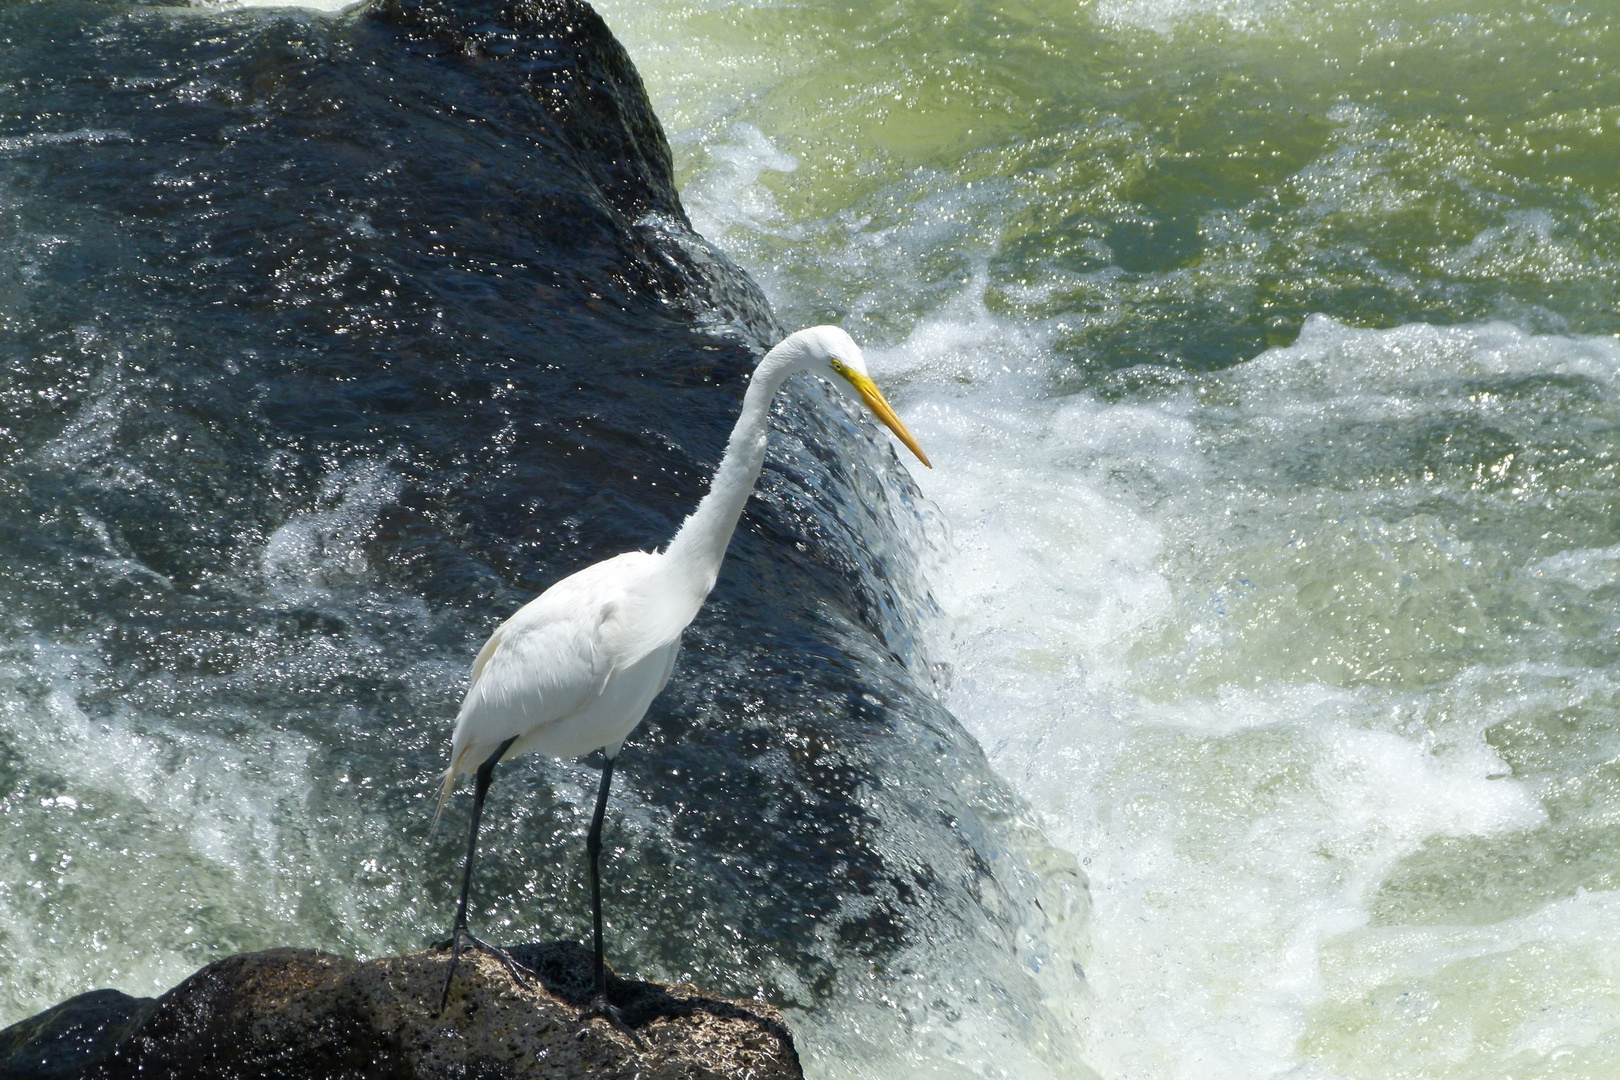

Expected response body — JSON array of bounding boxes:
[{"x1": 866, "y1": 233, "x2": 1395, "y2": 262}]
[{"x1": 432, "y1": 744, "x2": 475, "y2": 829}]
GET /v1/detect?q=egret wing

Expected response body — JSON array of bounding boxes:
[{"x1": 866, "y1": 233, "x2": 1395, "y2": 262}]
[
  {"x1": 443, "y1": 554, "x2": 658, "y2": 760},
  {"x1": 455, "y1": 604, "x2": 610, "y2": 748},
  {"x1": 436, "y1": 550, "x2": 691, "y2": 817}
]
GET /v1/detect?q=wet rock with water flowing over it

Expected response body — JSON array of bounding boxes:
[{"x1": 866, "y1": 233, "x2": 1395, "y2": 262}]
[
  {"x1": 0, "y1": 0, "x2": 1085, "y2": 1068},
  {"x1": 0, "y1": 943, "x2": 803, "y2": 1080}
]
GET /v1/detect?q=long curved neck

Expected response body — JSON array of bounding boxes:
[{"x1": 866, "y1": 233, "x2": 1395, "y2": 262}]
[{"x1": 664, "y1": 339, "x2": 815, "y2": 595}]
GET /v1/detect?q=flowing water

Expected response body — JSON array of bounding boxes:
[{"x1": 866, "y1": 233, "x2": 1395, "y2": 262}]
[
  {"x1": 3, "y1": 0, "x2": 1620, "y2": 1078},
  {"x1": 590, "y1": 0, "x2": 1620, "y2": 1076},
  {"x1": 0, "y1": 4, "x2": 1081, "y2": 1078}
]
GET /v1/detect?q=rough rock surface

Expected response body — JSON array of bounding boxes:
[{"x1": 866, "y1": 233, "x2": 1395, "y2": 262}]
[{"x1": 0, "y1": 943, "x2": 802, "y2": 1080}]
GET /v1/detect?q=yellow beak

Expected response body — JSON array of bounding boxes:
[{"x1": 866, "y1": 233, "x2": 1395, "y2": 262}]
[{"x1": 833, "y1": 360, "x2": 932, "y2": 469}]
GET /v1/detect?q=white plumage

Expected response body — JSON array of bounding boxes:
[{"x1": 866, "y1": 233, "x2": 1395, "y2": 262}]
[
  {"x1": 434, "y1": 326, "x2": 929, "y2": 1024},
  {"x1": 439, "y1": 551, "x2": 688, "y2": 801}
]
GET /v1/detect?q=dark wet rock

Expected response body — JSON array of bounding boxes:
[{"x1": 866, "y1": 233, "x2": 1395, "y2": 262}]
[
  {"x1": 0, "y1": 944, "x2": 801, "y2": 1080},
  {"x1": 0, "y1": 990, "x2": 156, "y2": 1080},
  {"x1": 0, "y1": 0, "x2": 1075, "y2": 1059},
  {"x1": 368, "y1": 0, "x2": 783, "y2": 341}
]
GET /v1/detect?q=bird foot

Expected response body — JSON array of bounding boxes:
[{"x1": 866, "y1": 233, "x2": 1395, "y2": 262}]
[
  {"x1": 436, "y1": 926, "x2": 534, "y2": 1014},
  {"x1": 576, "y1": 993, "x2": 645, "y2": 1048}
]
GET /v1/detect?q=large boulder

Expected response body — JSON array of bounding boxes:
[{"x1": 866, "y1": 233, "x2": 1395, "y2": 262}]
[
  {"x1": 0, "y1": 943, "x2": 801, "y2": 1080},
  {"x1": 0, "y1": 0, "x2": 1081, "y2": 1065}
]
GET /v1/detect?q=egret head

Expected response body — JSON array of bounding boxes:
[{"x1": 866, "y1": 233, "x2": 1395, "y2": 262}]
[{"x1": 794, "y1": 325, "x2": 932, "y2": 468}]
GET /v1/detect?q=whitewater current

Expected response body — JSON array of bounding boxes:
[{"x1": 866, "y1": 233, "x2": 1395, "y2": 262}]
[
  {"x1": 3, "y1": 0, "x2": 1620, "y2": 1078},
  {"x1": 591, "y1": 0, "x2": 1620, "y2": 1076}
]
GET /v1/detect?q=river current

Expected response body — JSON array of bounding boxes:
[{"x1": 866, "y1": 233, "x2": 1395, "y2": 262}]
[
  {"x1": 596, "y1": 0, "x2": 1620, "y2": 1075},
  {"x1": 4, "y1": 1, "x2": 1620, "y2": 1079}
]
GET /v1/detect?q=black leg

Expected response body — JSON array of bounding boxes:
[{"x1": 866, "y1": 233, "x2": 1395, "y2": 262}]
[
  {"x1": 577, "y1": 754, "x2": 642, "y2": 1046},
  {"x1": 587, "y1": 753, "x2": 615, "y2": 999},
  {"x1": 438, "y1": 736, "x2": 527, "y2": 1012}
]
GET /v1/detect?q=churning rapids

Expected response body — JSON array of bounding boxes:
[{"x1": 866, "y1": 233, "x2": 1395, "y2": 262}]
[{"x1": 5, "y1": 0, "x2": 1620, "y2": 1078}]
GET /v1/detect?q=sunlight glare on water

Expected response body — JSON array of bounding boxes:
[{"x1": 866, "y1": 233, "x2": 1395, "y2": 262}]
[
  {"x1": 0, "y1": 7, "x2": 1094, "y2": 1076},
  {"x1": 594, "y1": 0, "x2": 1620, "y2": 1074},
  {"x1": 2, "y1": 0, "x2": 1618, "y2": 1075}
]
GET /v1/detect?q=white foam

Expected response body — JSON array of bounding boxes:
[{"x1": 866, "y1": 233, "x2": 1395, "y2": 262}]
[
  {"x1": 195, "y1": 0, "x2": 363, "y2": 13},
  {"x1": 1090, "y1": 0, "x2": 1282, "y2": 34},
  {"x1": 1528, "y1": 542, "x2": 1620, "y2": 593},
  {"x1": 0, "y1": 638, "x2": 321, "y2": 1017},
  {"x1": 866, "y1": 292, "x2": 1612, "y2": 1079},
  {"x1": 1311, "y1": 886, "x2": 1620, "y2": 1075},
  {"x1": 625, "y1": 53, "x2": 1598, "y2": 1076},
  {"x1": 680, "y1": 123, "x2": 800, "y2": 249},
  {"x1": 261, "y1": 459, "x2": 402, "y2": 597},
  {"x1": 599, "y1": 40, "x2": 1620, "y2": 1070},
  {"x1": 0, "y1": 455, "x2": 431, "y2": 1023},
  {"x1": 1324, "y1": 888, "x2": 1620, "y2": 1001},
  {"x1": 1235, "y1": 314, "x2": 1620, "y2": 395}
]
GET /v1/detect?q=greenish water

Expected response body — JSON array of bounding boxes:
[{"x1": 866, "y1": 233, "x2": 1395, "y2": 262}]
[
  {"x1": 1, "y1": 0, "x2": 1617, "y2": 1077},
  {"x1": 604, "y1": 0, "x2": 1620, "y2": 352},
  {"x1": 594, "y1": 0, "x2": 1620, "y2": 1075}
]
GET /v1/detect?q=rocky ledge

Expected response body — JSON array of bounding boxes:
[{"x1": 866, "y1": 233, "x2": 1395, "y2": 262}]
[{"x1": 0, "y1": 942, "x2": 802, "y2": 1080}]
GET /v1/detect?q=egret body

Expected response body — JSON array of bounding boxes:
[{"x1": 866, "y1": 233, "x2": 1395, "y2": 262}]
[{"x1": 436, "y1": 326, "x2": 929, "y2": 1021}]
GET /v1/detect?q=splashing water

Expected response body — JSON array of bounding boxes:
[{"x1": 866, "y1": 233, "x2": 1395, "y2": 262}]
[
  {"x1": 4, "y1": 0, "x2": 1620, "y2": 1075},
  {"x1": 0, "y1": 6, "x2": 1088, "y2": 1080},
  {"x1": 594, "y1": 0, "x2": 1620, "y2": 1075}
]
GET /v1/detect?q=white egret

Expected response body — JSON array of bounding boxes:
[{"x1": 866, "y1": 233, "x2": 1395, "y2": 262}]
[{"x1": 436, "y1": 325, "x2": 929, "y2": 1024}]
